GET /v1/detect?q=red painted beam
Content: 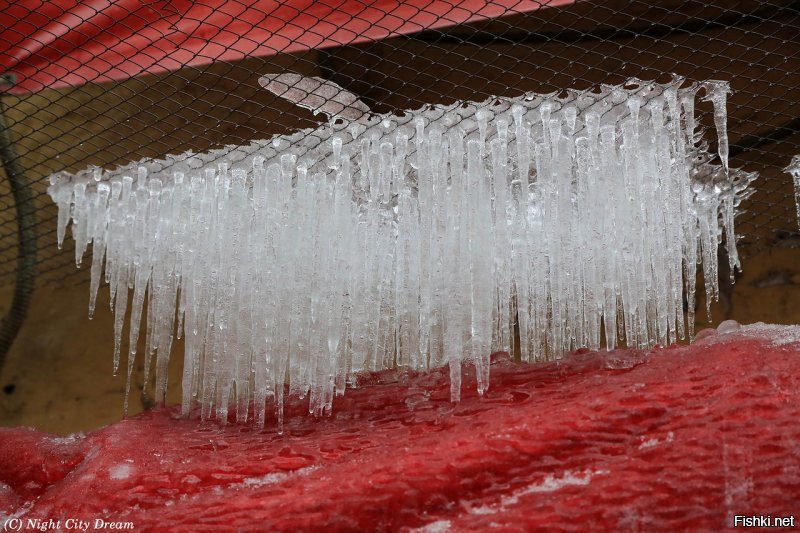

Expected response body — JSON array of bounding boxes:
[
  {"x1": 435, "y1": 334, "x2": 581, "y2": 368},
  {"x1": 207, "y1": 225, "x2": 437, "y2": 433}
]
[
  {"x1": 0, "y1": 1, "x2": 575, "y2": 94},
  {"x1": 1, "y1": 323, "x2": 798, "y2": 530}
]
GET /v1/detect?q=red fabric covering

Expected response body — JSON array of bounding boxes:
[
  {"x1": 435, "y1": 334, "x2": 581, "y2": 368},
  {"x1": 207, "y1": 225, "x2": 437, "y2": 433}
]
[
  {"x1": 1, "y1": 324, "x2": 799, "y2": 530},
  {"x1": 0, "y1": 0, "x2": 574, "y2": 94}
]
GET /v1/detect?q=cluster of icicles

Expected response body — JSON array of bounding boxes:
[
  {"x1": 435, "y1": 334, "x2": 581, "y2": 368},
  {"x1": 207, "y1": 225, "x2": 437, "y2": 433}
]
[{"x1": 48, "y1": 77, "x2": 756, "y2": 429}]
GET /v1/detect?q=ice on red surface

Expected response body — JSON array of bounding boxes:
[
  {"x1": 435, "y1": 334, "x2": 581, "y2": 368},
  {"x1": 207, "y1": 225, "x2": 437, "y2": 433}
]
[
  {"x1": 2, "y1": 323, "x2": 799, "y2": 531},
  {"x1": 47, "y1": 78, "x2": 758, "y2": 424}
]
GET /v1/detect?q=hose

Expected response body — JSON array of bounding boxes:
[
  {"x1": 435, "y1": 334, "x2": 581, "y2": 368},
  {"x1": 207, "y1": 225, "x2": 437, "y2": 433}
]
[{"x1": 0, "y1": 92, "x2": 37, "y2": 372}]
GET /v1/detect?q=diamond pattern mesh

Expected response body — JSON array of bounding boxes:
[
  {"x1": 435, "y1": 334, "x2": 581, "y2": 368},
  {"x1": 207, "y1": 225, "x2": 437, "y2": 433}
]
[{"x1": 0, "y1": 0, "x2": 798, "y2": 295}]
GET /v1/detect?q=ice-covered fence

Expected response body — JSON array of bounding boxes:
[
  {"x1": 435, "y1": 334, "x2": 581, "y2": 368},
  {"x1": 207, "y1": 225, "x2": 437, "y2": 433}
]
[{"x1": 47, "y1": 77, "x2": 755, "y2": 429}]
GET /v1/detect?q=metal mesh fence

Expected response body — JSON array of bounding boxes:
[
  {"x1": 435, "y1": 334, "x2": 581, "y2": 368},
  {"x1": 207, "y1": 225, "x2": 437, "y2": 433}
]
[{"x1": 1, "y1": 0, "x2": 799, "y2": 295}]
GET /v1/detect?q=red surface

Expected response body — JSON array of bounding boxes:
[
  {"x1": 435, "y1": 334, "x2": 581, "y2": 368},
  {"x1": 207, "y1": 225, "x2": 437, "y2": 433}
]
[
  {"x1": 1, "y1": 325, "x2": 799, "y2": 531},
  {"x1": 0, "y1": 0, "x2": 575, "y2": 94}
]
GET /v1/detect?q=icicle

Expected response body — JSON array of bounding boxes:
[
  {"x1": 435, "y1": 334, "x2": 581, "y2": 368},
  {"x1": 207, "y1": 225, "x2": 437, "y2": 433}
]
[
  {"x1": 47, "y1": 77, "x2": 754, "y2": 428},
  {"x1": 702, "y1": 81, "x2": 732, "y2": 175},
  {"x1": 786, "y1": 156, "x2": 800, "y2": 230},
  {"x1": 47, "y1": 174, "x2": 73, "y2": 250},
  {"x1": 72, "y1": 181, "x2": 88, "y2": 266},
  {"x1": 88, "y1": 183, "x2": 110, "y2": 318}
]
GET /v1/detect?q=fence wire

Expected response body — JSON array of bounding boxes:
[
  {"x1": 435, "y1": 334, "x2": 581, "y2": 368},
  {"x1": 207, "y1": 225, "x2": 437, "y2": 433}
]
[{"x1": 0, "y1": 0, "x2": 799, "y2": 294}]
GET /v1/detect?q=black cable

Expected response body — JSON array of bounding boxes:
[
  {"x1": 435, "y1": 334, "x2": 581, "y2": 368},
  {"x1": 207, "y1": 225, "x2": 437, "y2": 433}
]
[{"x1": 0, "y1": 86, "x2": 37, "y2": 372}]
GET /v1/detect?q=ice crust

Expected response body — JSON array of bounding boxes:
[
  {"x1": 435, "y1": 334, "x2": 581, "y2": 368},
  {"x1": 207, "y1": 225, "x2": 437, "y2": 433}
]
[{"x1": 47, "y1": 77, "x2": 755, "y2": 428}]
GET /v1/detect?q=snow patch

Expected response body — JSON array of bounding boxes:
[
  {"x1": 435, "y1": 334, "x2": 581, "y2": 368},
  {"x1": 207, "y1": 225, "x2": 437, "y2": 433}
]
[
  {"x1": 465, "y1": 469, "x2": 609, "y2": 516},
  {"x1": 108, "y1": 463, "x2": 134, "y2": 480},
  {"x1": 501, "y1": 469, "x2": 609, "y2": 506},
  {"x1": 639, "y1": 431, "x2": 674, "y2": 450},
  {"x1": 740, "y1": 323, "x2": 800, "y2": 346},
  {"x1": 705, "y1": 323, "x2": 800, "y2": 347},
  {"x1": 411, "y1": 520, "x2": 451, "y2": 532},
  {"x1": 51, "y1": 433, "x2": 84, "y2": 446},
  {"x1": 230, "y1": 466, "x2": 319, "y2": 490}
]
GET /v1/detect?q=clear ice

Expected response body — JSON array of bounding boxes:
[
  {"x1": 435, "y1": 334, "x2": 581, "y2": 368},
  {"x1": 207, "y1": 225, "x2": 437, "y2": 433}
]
[
  {"x1": 786, "y1": 155, "x2": 800, "y2": 229},
  {"x1": 47, "y1": 77, "x2": 756, "y2": 429}
]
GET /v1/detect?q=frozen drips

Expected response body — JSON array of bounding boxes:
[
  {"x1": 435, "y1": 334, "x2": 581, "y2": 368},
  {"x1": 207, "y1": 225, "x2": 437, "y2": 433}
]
[
  {"x1": 786, "y1": 155, "x2": 800, "y2": 229},
  {"x1": 47, "y1": 77, "x2": 755, "y2": 429},
  {"x1": 702, "y1": 80, "x2": 732, "y2": 175}
]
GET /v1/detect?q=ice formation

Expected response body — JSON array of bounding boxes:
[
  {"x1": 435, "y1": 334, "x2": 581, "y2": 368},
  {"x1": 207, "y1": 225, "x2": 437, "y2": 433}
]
[
  {"x1": 786, "y1": 155, "x2": 800, "y2": 228},
  {"x1": 47, "y1": 77, "x2": 756, "y2": 428}
]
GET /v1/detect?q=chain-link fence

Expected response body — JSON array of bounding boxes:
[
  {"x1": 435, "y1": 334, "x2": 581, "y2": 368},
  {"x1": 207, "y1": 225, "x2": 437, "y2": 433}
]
[{"x1": 1, "y1": 0, "x2": 799, "y2": 330}]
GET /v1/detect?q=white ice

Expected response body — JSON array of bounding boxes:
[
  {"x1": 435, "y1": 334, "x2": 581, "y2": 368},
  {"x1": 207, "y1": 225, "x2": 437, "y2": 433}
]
[
  {"x1": 47, "y1": 77, "x2": 756, "y2": 429},
  {"x1": 786, "y1": 155, "x2": 800, "y2": 230}
]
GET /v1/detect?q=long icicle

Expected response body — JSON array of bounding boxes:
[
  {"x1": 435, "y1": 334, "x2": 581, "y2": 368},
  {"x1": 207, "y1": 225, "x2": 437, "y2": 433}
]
[{"x1": 48, "y1": 77, "x2": 756, "y2": 428}]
